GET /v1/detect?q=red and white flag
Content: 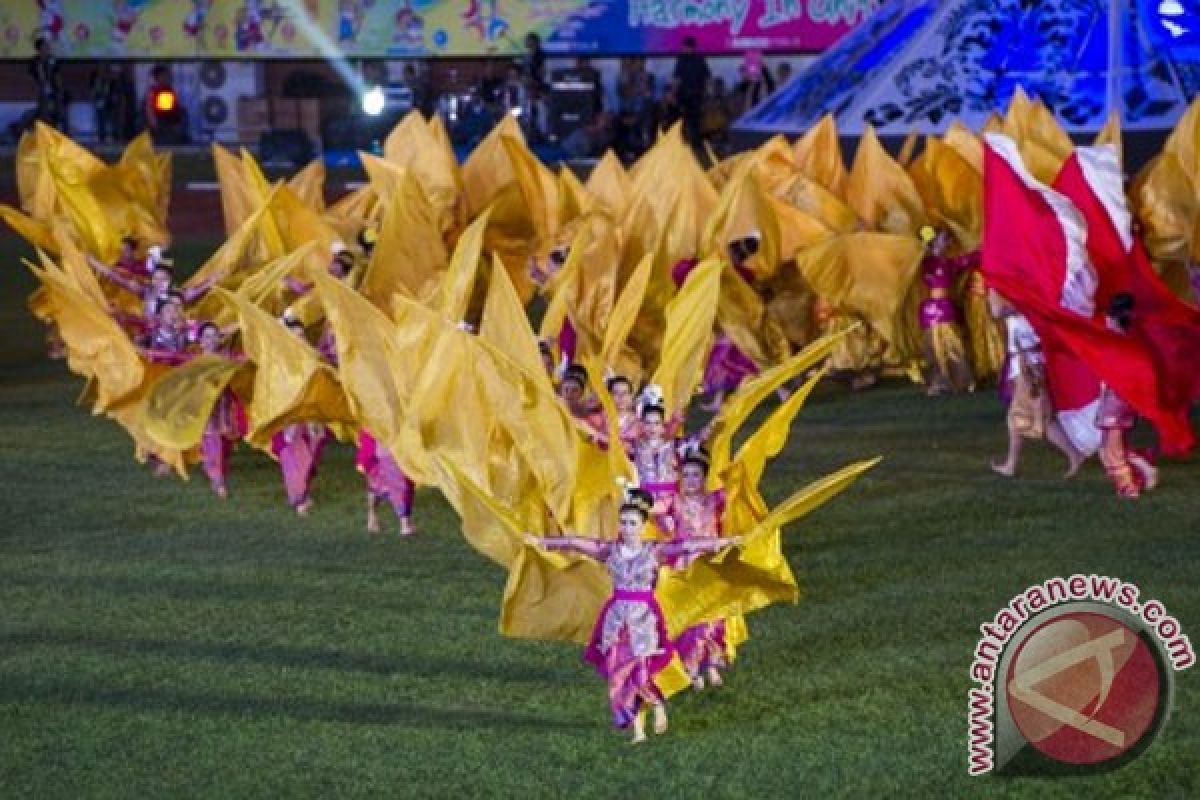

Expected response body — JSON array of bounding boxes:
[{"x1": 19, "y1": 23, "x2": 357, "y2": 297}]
[{"x1": 982, "y1": 134, "x2": 1196, "y2": 457}]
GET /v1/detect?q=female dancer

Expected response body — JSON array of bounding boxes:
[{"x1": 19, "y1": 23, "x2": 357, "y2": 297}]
[
  {"x1": 356, "y1": 430, "x2": 416, "y2": 536},
  {"x1": 919, "y1": 227, "x2": 978, "y2": 395},
  {"x1": 988, "y1": 291, "x2": 1083, "y2": 478},
  {"x1": 196, "y1": 321, "x2": 246, "y2": 499},
  {"x1": 525, "y1": 487, "x2": 743, "y2": 743},
  {"x1": 664, "y1": 446, "x2": 731, "y2": 690},
  {"x1": 629, "y1": 386, "x2": 711, "y2": 521},
  {"x1": 271, "y1": 316, "x2": 330, "y2": 515},
  {"x1": 1097, "y1": 293, "x2": 1158, "y2": 497}
]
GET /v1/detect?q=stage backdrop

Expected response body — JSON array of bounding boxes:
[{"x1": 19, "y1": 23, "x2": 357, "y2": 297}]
[{"x1": 0, "y1": 1, "x2": 878, "y2": 59}]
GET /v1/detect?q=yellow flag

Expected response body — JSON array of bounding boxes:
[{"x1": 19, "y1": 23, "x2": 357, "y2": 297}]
[
  {"x1": 792, "y1": 114, "x2": 848, "y2": 196},
  {"x1": 793, "y1": 232, "x2": 925, "y2": 360},
  {"x1": 1130, "y1": 153, "x2": 1196, "y2": 269},
  {"x1": 437, "y1": 208, "x2": 491, "y2": 323},
  {"x1": 651, "y1": 258, "x2": 721, "y2": 414},
  {"x1": 846, "y1": 126, "x2": 928, "y2": 235},
  {"x1": 288, "y1": 159, "x2": 326, "y2": 211},
  {"x1": 733, "y1": 367, "x2": 826, "y2": 488},
  {"x1": 909, "y1": 137, "x2": 983, "y2": 249},
  {"x1": 215, "y1": 288, "x2": 353, "y2": 446},
  {"x1": 584, "y1": 150, "x2": 631, "y2": 215},
  {"x1": 707, "y1": 330, "x2": 848, "y2": 483},
  {"x1": 360, "y1": 167, "x2": 449, "y2": 308},
  {"x1": 601, "y1": 252, "x2": 653, "y2": 377},
  {"x1": 29, "y1": 259, "x2": 144, "y2": 411},
  {"x1": 143, "y1": 355, "x2": 245, "y2": 451}
]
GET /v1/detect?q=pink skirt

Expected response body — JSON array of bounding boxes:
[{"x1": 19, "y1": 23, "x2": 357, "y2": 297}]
[{"x1": 583, "y1": 589, "x2": 675, "y2": 729}]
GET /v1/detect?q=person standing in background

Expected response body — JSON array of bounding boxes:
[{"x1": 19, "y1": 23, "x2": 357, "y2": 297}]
[
  {"x1": 672, "y1": 37, "x2": 710, "y2": 149},
  {"x1": 30, "y1": 37, "x2": 63, "y2": 129}
]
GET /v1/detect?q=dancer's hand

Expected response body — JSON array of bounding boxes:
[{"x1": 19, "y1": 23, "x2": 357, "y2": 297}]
[{"x1": 523, "y1": 533, "x2": 540, "y2": 547}]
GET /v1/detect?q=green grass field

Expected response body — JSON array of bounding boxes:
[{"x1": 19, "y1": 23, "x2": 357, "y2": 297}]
[{"x1": 1, "y1": 208, "x2": 1197, "y2": 797}]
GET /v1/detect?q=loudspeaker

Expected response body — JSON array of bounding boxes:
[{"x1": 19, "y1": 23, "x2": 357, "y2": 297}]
[
  {"x1": 549, "y1": 68, "x2": 598, "y2": 139},
  {"x1": 259, "y1": 129, "x2": 314, "y2": 167}
]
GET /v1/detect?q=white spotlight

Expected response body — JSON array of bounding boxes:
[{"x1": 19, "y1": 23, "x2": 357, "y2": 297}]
[{"x1": 362, "y1": 86, "x2": 386, "y2": 116}]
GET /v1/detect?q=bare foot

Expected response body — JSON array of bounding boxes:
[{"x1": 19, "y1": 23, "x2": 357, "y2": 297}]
[
  {"x1": 707, "y1": 667, "x2": 723, "y2": 688},
  {"x1": 1064, "y1": 453, "x2": 1084, "y2": 479},
  {"x1": 296, "y1": 499, "x2": 313, "y2": 516},
  {"x1": 366, "y1": 511, "x2": 380, "y2": 535},
  {"x1": 691, "y1": 676, "x2": 705, "y2": 691},
  {"x1": 214, "y1": 484, "x2": 228, "y2": 499},
  {"x1": 990, "y1": 460, "x2": 1015, "y2": 477},
  {"x1": 399, "y1": 518, "x2": 416, "y2": 537},
  {"x1": 653, "y1": 705, "x2": 668, "y2": 735},
  {"x1": 630, "y1": 730, "x2": 647, "y2": 745}
]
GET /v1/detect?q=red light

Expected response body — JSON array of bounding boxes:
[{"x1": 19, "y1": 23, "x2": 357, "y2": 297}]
[{"x1": 153, "y1": 89, "x2": 177, "y2": 114}]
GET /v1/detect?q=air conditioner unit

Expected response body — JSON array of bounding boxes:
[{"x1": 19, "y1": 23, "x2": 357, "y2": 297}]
[{"x1": 196, "y1": 62, "x2": 265, "y2": 143}]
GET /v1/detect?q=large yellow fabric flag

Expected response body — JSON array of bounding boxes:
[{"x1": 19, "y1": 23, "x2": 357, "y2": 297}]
[
  {"x1": 601, "y1": 252, "x2": 653, "y2": 378},
  {"x1": 29, "y1": 259, "x2": 143, "y2": 412},
  {"x1": 909, "y1": 137, "x2": 983, "y2": 249},
  {"x1": 846, "y1": 126, "x2": 928, "y2": 236},
  {"x1": 734, "y1": 367, "x2": 826, "y2": 488},
  {"x1": 360, "y1": 168, "x2": 449, "y2": 309},
  {"x1": 0, "y1": 205, "x2": 58, "y2": 255},
  {"x1": 942, "y1": 121, "x2": 984, "y2": 173},
  {"x1": 215, "y1": 288, "x2": 352, "y2": 447},
  {"x1": 383, "y1": 111, "x2": 463, "y2": 232},
  {"x1": 651, "y1": 258, "x2": 721, "y2": 415},
  {"x1": 542, "y1": 213, "x2": 621, "y2": 363},
  {"x1": 776, "y1": 172, "x2": 861, "y2": 233},
  {"x1": 706, "y1": 330, "x2": 848, "y2": 483},
  {"x1": 437, "y1": 209, "x2": 491, "y2": 324},
  {"x1": 142, "y1": 355, "x2": 246, "y2": 451},
  {"x1": 793, "y1": 232, "x2": 924, "y2": 360},
  {"x1": 715, "y1": 265, "x2": 791, "y2": 370},
  {"x1": 312, "y1": 269, "x2": 406, "y2": 443},
  {"x1": 288, "y1": 159, "x2": 326, "y2": 211},
  {"x1": 47, "y1": 160, "x2": 121, "y2": 263},
  {"x1": 185, "y1": 189, "x2": 284, "y2": 301},
  {"x1": 792, "y1": 114, "x2": 849, "y2": 196},
  {"x1": 584, "y1": 150, "x2": 631, "y2": 216},
  {"x1": 701, "y1": 168, "x2": 781, "y2": 280},
  {"x1": 212, "y1": 144, "x2": 259, "y2": 236},
  {"x1": 1131, "y1": 153, "x2": 1196, "y2": 269}
]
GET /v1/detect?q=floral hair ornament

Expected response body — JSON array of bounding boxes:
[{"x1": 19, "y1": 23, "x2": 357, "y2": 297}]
[
  {"x1": 637, "y1": 383, "x2": 666, "y2": 418},
  {"x1": 616, "y1": 476, "x2": 654, "y2": 518}
]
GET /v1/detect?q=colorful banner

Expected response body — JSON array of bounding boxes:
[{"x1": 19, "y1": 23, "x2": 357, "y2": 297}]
[{"x1": 0, "y1": 1, "x2": 878, "y2": 58}]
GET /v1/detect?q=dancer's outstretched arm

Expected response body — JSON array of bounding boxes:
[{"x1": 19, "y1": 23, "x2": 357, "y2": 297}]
[{"x1": 524, "y1": 534, "x2": 610, "y2": 560}]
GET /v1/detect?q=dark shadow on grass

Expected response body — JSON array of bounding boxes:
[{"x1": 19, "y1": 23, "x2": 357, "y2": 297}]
[
  {"x1": 0, "y1": 571, "x2": 492, "y2": 620},
  {"x1": 0, "y1": 676, "x2": 586, "y2": 731},
  {"x1": 0, "y1": 630, "x2": 578, "y2": 685}
]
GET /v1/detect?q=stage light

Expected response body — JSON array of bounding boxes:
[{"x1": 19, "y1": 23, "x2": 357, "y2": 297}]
[
  {"x1": 362, "y1": 86, "x2": 385, "y2": 116},
  {"x1": 152, "y1": 88, "x2": 178, "y2": 114}
]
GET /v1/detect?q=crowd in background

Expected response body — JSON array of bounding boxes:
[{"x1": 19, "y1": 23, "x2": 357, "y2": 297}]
[{"x1": 25, "y1": 31, "x2": 797, "y2": 160}]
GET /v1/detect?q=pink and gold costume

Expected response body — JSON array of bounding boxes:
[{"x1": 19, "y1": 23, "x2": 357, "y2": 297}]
[
  {"x1": 201, "y1": 386, "x2": 246, "y2": 494},
  {"x1": 271, "y1": 422, "x2": 329, "y2": 510},
  {"x1": 540, "y1": 536, "x2": 729, "y2": 728},
  {"x1": 920, "y1": 250, "x2": 979, "y2": 392},
  {"x1": 666, "y1": 489, "x2": 729, "y2": 680},
  {"x1": 1095, "y1": 384, "x2": 1155, "y2": 497},
  {"x1": 355, "y1": 430, "x2": 414, "y2": 520}
]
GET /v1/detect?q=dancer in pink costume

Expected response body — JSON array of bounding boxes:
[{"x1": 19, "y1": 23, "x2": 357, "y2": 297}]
[
  {"x1": 526, "y1": 487, "x2": 743, "y2": 743},
  {"x1": 356, "y1": 430, "x2": 416, "y2": 536},
  {"x1": 196, "y1": 321, "x2": 247, "y2": 499},
  {"x1": 270, "y1": 316, "x2": 330, "y2": 515},
  {"x1": 664, "y1": 446, "x2": 730, "y2": 690}
]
